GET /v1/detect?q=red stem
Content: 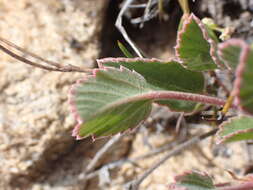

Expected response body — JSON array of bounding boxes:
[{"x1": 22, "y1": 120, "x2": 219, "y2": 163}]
[
  {"x1": 219, "y1": 182, "x2": 253, "y2": 190},
  {"x1": 145, "y1": 91, "x2": 226, "y2": 106},
  {"x1": 104, "y1": 91, "x2": 228, "y2": 112}
]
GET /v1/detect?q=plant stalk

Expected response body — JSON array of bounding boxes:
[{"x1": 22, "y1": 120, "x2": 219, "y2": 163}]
[
  {"x1": 219, "y1": 182, "x2": 253, "y2": 190},
  {"x1": 102, "y1": 91, "x2": 228, "y2": 113},
  {"x1": 178, "y1": 0, "x2": 190, "y2": 14}
]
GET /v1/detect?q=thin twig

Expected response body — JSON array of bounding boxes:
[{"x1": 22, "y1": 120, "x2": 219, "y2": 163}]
[
  {"x1": 210, "y1": 71, "x2": 231, "y2": 96},
  {"x1": 158, "y1": 0, "x2": 164, "y2": 20},
  {"x1": 84, "y1": 138, "x2": 183, "y2": 180},
  {"x1": 125, "y1": 128, "x2": 218, "y2": 190},
  {"x1": 219, "y1": 182, "x2": 253, "y2": 190},
  {"x1": 0, "y1": 37, "x2": 91, "y2": 73},
  {"x1": 175, "y1": 112, "x2": 185, "y2": 134},
  {"x1": 128, "y1": 4, "x2": 147, "y2": 8},
  {"x1": 85, "y1": 134, "x2": 122, "y2": 173},
  {"x1": 79, "y1": 134, "x2": 123, "y2": 188},
  {"x1": 116, "y1": 0, "x2": 143, "y2": 58},
  {"x1": 141, "y1": 0, "x2": 155, "y2": 28}
]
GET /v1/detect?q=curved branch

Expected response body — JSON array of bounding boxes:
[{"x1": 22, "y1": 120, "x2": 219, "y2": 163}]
[
  {"x1": 0, "y1": 36, "x2": 91, "y2": 73},
  {"x1": 219, "y1": 182, "x2": 253, "y2": 190},
  {"x1": 97, "y1": 91, "x2": 228, "y2": 115}
]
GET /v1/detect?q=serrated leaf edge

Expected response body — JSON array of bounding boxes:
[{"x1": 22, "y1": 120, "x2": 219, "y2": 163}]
[
  {"x1": 68, "y1": 70, "x2": 94, "y2": 140},
  {"x1": 216, "y1": 115, "x2": 253, "y2": 144},
  {"x1": 217, "y1": 39, "x2": 243, "y2": 70},
  {"x1": 68, "y1": 66, "x2": 150, "y2": 140},
  {"x1": 98, "y1": 57, "x2": 205, "y2": 114},
  {"x1": 219, "y1": 39, "x2": 253, "y2": 115},
  {"x1": 175, "y1": 14, "x2": 223, "y2": 68},
  {"x1": 168, "y1": 170, "x2": 213, "y2": 190},
  {"x1": 97, "y1": 57, "x2": 176, "y2": 68}
]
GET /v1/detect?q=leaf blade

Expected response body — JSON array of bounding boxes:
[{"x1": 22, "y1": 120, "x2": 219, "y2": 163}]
[
  {"x1": 218, "y1": 39, "x2": 245, "y2": 70},
  {"x1": 168, "y1": 171, "x2": 216, "y2": 190},
  {"x1": 217, "y1": 116, "x2": 253, "y2": 143},
  {"x1": 175, "y1": 14, "x2": 221, "y2": 71},
  {"x1": 117, "y1": 41, "x2": 134, "y2": 58},
  {"x1": 219, "y1": 39, "x2": 253, "y2": 115},
  {"x1": 69, "y1": 66, "x2": 153, "y2": 139},
  {"x1": 70, "y1": 66, "x2": 226, "y2": 139},
  {"x1": 98, "y1": 57, "x2": 205, "y2": 112}
]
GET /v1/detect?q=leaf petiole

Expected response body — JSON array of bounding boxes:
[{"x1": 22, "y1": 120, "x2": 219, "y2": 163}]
[{"x1": 178, "y1": 0, "x2": 190, "y2": 14}]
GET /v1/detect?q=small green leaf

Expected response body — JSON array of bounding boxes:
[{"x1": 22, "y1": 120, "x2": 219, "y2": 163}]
[
  {"x1": 98, "y1": 57, "x2": 205, "y2": 112},
  {"x1": 217, "y1": 116, "x2": 253, "y2": 143},
  {"x1": 201, "y1": 18, "x2": 219, "y2": 43},
  {"x1": 117, "y1": 41, "x2": 134, "y2": 58},
  {"x1": 70, "y1": 66, "x2": 153, "y2": 139},
  {"x1": 175, "y1": 14, "x2": 220, "y2": 71},
  {"x1": 169, "y1": 171, "x2": 216, "y2": 190},
  {"x1": 235, "y1": 49, "x2": 253, "y2": 115},
  {"x1": 218, "y1": 39, "x2": 245, "y2": 70},
  {"x1": 220, "y1": 39, "x2": 253, "y2": 115}
]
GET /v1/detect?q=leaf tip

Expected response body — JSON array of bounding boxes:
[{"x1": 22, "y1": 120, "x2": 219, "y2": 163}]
[
  {"x1": 216, "y1": 116, "x2": 253, "y2": 144},
  {"x1": 168, "y1": 170, "x2": 214, "y2": 190},
  {"x1": 175, "y1": 13, "x2": 223, "y2": 70}
]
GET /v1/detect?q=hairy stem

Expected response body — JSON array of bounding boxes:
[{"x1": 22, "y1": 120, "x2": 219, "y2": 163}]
[
  {"x1": 219, "y1": 182, "x2": 253, "y2": 190},
  {"x1": 149, "y1": 91, "x2": 226, "y2": 106},
  {"x1": 99, "y1": 91, "x2": 227, "y2": 115}
]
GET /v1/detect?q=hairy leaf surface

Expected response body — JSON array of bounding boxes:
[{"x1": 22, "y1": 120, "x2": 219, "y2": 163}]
[
  {"x1": 218, "y1": 39, "x2": 244, "y2": 70},
  {"x1": 168, "y1": 171, "x2": 216, "y2": 190},
  {"x1": 98, "y1": 57, "x2": 204, "y2": 112},
  {"x1": 70, "y1": 66, "x2": 225, "y2": 139},
  {"x1": 69, "y1": 67, "x2": 152, "y2": 139},
  {"x1": 217, "y1": 116, "x2": 253, "y2": 143},
  {"x1": 175, "y1": 14, "x2": 220, "y2": 71},
  {"x1": 219, "y1": 39, "x2": 253, "y2": 115}
]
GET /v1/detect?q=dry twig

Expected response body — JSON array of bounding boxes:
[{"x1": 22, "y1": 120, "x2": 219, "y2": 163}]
[
  {"x1": 0, "y1": 37, "x2": 91, "y2": 73},
  {"x1": 124, "y1": 128, "x2": 218, "y2": 190},
  {"x1": 116, "y1": 0, "x2": 143, "y2": 58},
  {"x1": 84, "y1": 137, "x2": 184, "y2": 180},
  {"x1": 85, "y1": 134, "x2": 122, "y2": 173}
]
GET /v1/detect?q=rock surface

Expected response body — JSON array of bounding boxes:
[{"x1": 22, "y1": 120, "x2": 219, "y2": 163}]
[{"x1": 0, "y1": 0, "x2": 108, "y2": 189}]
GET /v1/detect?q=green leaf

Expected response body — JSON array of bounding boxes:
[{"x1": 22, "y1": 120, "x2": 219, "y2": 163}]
[
  {"x1": 219, "y1": 39, "x2": 253, "y2": 115},
  {"x1": 235, "y1": 47, "x2": 253, "y2": 115},
  {"x1": 168, "y1": 171, "x2": 216, "y2": 190},
  {"x1": 70, "y1": 66, "x2": 226, "y2": 139},
  {"x1": 70, "y1": 66, "x2": 153, "y2": 139},
  {"x1": 117, "y1": 41, "x2": 134, "y2": 58},
  {"x1": 175, "y1": 14, "x2": 220, "y2": 71},
  {"x1": 98, "y1": 57, "x2": 205, "y2": 112},
  {"x1": 156, "y1": 100, "x2": 199, "y2": 113},
  {"x1": 218, "y1": 39, "x2": 243, "y2": 70},
  {"x1": 217, "y1": 116, "x2": 253, "y2": 143}
]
